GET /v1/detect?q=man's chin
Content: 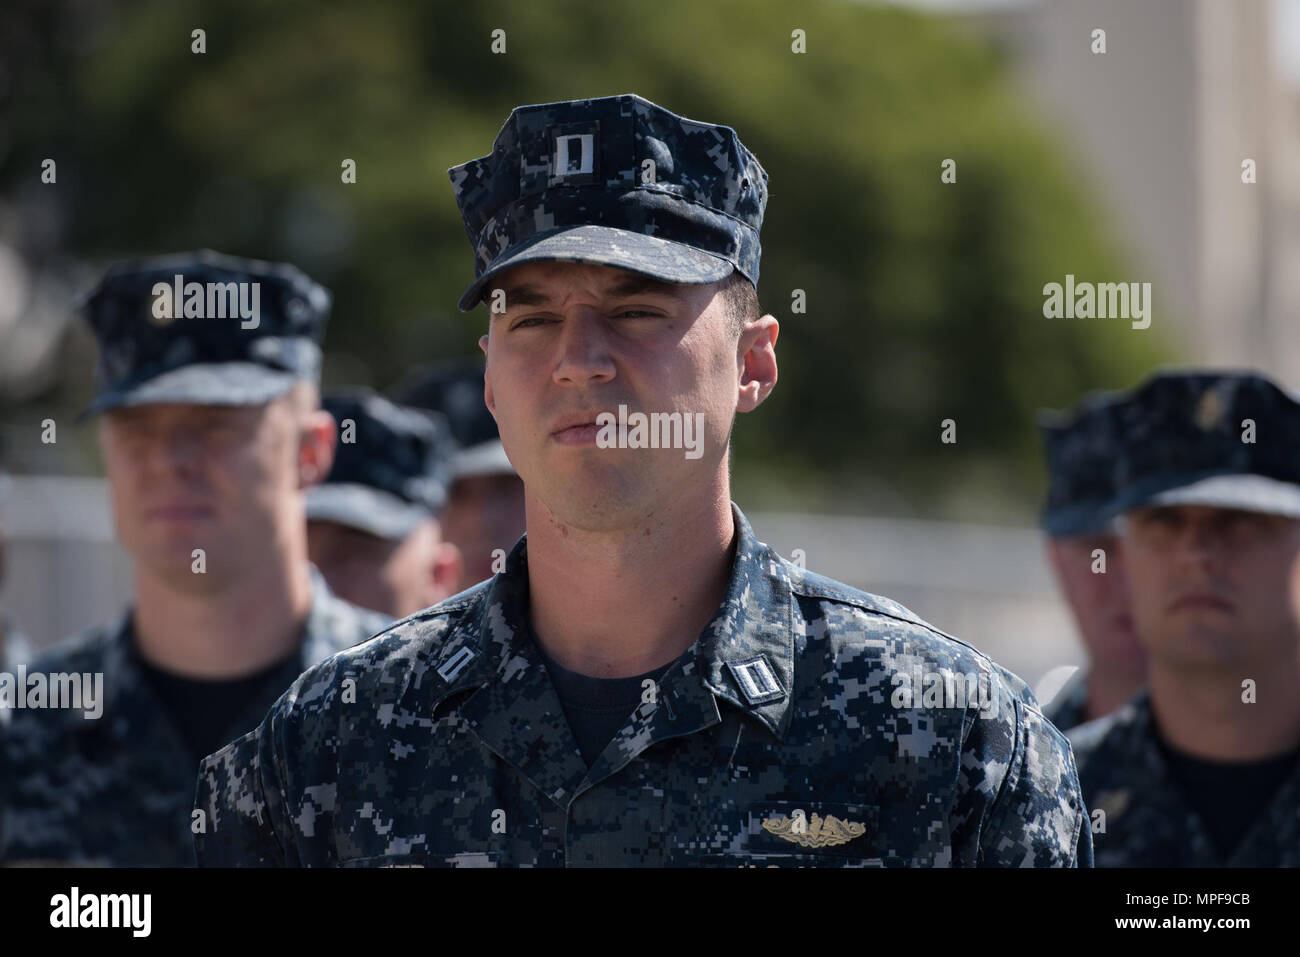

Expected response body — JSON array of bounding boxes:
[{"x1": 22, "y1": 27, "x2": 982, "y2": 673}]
[
  {"x1": 134, "y1": 546, "x2": 227, "y2": 589},
  {"x1": 539, "y1": 485, "x2": 654, "y2": 534},
  {"x1": 1153, "y1": 624, "x2": 1247, "y2": 666}
]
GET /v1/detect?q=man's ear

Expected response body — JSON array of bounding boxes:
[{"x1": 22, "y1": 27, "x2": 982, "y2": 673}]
[
  {"x1": 299, "y1": 408, "x2": 337, "y2": 489},
  {"x1": 480, "y1": 345, "x2": 497, "y2": 418},
  {"x1": 430, "y1": 539, "x2": 464, "y2": 602},
  {"x1": 736, "y1": 314, "x2": 779, "y2": 414}
]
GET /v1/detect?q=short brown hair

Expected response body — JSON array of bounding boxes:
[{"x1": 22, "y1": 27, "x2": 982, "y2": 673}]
[{"x1": 719, "y1": 271, "x2": 758, "y2": 336}]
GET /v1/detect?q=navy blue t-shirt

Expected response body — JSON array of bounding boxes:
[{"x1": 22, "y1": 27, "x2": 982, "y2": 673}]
[
  {"x1": 1155, "y1": 729, "x2": 1299, "y2": 860},
  {"x1": 532, "y1": 632, "x2": 676, "y2": 767},
  {"x1": 134, "y1": 638, "x2": 305, "y2": 766}
]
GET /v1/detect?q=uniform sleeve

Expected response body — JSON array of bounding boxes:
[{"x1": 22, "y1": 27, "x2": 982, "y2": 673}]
[
  {"x1": 194, "y1": 656, "x2": 351, "y2": 867},
  {"x1": 976, "y1": 697, "x2": 1089, "y2": 867},
  {"x1": 194, "y1": 720, "x2": 291, "y2": 866}
]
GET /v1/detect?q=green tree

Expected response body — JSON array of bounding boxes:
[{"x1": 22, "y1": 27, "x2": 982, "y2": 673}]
[{"x1": 0, "y1": 0, "x2": 1173, "y2": 516}]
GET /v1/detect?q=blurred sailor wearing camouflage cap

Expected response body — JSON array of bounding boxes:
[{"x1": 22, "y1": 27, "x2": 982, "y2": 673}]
[
  {"x1": 197, "y1": 95, "x2": 1089, "y2": 868},
  {"x1": 0, "y1": 250, "x2": 389, "y2": 867},
  {"x1": 392, "y1": 360, "x2": 525, "y2": 588},
  {"x1": 1068, "y1": 369, "x2": 1300, "y2": 866},
  {"x1": 306, "y1": 390, "x2": 463, "y2": 618},
  {"x1": 1036, "y1": 393, "x2": 1145, "y2": 732}
]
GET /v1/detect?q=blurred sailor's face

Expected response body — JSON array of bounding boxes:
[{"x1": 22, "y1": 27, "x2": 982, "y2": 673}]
[
  {"x1": 99, "y1": 392, "x2": 331, "y2": 588},
  {"x1": 440, "y1": 473, "x2": 526, "y2": 587},
  {"x1": 1122, "y1": 504, "x2": 1300, "y2": 670},
  {"x1": 307, "y1": 517, "x2": 461, "y2": 618},
  {"x1": 478, "y1": 261, "x2": 771, "y2": 533},
  {"x1": 1046, "y1": 532, "x2": 1144, "y2": 677}
]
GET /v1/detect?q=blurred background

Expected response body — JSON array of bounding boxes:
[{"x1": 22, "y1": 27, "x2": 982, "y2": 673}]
[{"x1": 1, "y1": 0, "x2": 1296, "y2": 689}]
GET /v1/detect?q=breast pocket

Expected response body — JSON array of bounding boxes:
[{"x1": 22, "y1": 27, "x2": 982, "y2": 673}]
[{"x1": 669, "y1": 800, "x2": 887, "y2": 867}]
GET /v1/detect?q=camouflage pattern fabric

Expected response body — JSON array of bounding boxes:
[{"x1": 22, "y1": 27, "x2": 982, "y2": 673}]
[
  {"x1": 79, "y1": 248, "x2": 331, "y2": 418},
  {"x1": 196, "y1": 506, "x2": 1090, "y2": 868},
  {"x1": 1069, "y1": 689, "x2": 1300, "y2": 866},
  {"x1": 0, "y1": 569, "x2": 388, "y2": 867},
  {"x1": 0, "y1": 617, "x2": 32, "y2": 729},
  {"x1": 306, "y1": 391, "x2": 458, "y2": 539},
  {"x1": 448, "y1": 94, "x2": 768, "y2": 310},
  {"x1": 1110, "y1": 369, "x2": 1300, "y2": 517},
  {"x1": 391, "y1": 361, "x2": 517, "y2": 481},
  {"x1": 1038, "y1": 394, "x2": 1125, "y2": 537}
]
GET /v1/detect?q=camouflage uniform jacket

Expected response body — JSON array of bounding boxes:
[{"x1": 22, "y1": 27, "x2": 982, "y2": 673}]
[
  {"x1": 1069, "y1": 689, "x2": 1300, "y2": 866},
  {"x1": 0, "y1": 615, "x2": 32, "y2": 728},
  {"x1": 196, "y1": 505, "x2": 1091, "y2": 868},
  {"x1": 0, "y1": 568, "x2": 388, "y2": 866}
]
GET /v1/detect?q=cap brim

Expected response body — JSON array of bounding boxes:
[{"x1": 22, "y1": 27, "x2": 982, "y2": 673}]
[
  {"x1": 1042, "y1": 504, "x2": 1117, "y2": 538},
  {"x1": 78, "y1": 362, "x2": 301, "y2": 422},
  {"x1": 305, "y1": 483, "x2": 432, "y2": 540},
  {"x1": 1123, "y1": 473, "x2": 1300, "y2": 519},
  {"x1": 451, "y1": 439, "x2": 516, "y2": 480},
  {"x1": 457, "y1": 224, "x2": 734, "y2": 311}
]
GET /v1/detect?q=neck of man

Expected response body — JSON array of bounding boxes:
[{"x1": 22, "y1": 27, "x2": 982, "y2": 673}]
[
  {"x1": 132, "y1": 539, "x2": 314, "y2": 679},
  {"x1": 526, "y1": 480, "x2": 736, "y2": 679},
  {"x1": 1082, "y1": 661, "x2": 1145, "y2": 723},
  {"x1": 1148, "y1": 653, "x2": 1300, "y2": 761}
]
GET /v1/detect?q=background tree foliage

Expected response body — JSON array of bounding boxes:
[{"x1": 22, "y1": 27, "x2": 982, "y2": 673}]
[{"x1": 0, "y1": 0, "x2": 1174, "y2": 521}]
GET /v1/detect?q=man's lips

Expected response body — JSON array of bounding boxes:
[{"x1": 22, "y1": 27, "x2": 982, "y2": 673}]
[
  {"x1": 549, "y1": 411, "x2": 608, "y2": 445},
  {"x1": 1168, "y1": 593, "x2": 1235, "y2": 613},
  {"x1": 551, "y1": 423, "x2": 602, "y2": 446},
  {"x1": 145, "y1": 504, "x2": 214, "y2": 521}
]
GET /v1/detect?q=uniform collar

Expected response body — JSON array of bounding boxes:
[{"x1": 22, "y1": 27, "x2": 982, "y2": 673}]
[
  {"x1": 1082, "y1": 687, "x2": 1300, "y2": 865},
  {"x1": 88, "y1": 565, "x2": 374, "y2": 729},
  {"x1": 300, "y1": 563, "x2": 387, "y2": 665},
  {"x1": 688, "y1": 503, "x2": 794, "y2": 737},
  {"x1": 92, "y1": 610, "x2": 137, "y2": 724},
  {"x1": 421, "y1": 502, "x2": 796, "y2": 740}
]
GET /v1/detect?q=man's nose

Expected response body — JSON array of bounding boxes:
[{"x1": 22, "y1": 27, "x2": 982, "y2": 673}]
[
  {"x1": 1174, "y1": 516, "x2": 1225, "y2": 567},
  {"x1": 553, "y1": 310, "x2": 616, "y2": 387},
  {"x1": 149, "y1": 424, "x2": 203, "y2": 472}
]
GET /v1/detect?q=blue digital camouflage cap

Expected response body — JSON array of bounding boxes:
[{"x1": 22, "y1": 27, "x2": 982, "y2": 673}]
[
  {"x1": 305, "y1": 391, "x2": 458, "y2": 540},
  {"x1": 448, "y1": 93, "x2": 769, "y2": 311},
  {"x1": 1037, "y1": 391, "x2": 1124, "y2": 537},
  {"x1": 391, "y1": 360, "x2": 516, "y2": 480},
  {"x1": 1110, "y1": 369, "x2": 1300, "y2": 518},
  {"x1": 79, "y1": 249, "x2": 330, "y2": 418}
]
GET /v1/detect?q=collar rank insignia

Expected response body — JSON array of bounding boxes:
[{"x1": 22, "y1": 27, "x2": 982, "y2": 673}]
[
  {"x1": 437, "y1": 646, "x2": 475, "y2": 682},
  {"x1": 727, "y1": 656, "x2": 785, "y2": 705},
  {"x1": 762, "y1": 812, "x2": 865, "y2": 848}
]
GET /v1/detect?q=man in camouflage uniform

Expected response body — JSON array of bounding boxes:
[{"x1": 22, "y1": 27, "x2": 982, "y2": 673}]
[
  {"x1": 1069, "y1": 370, "x2": 1300, "y2": 866},
  {"x1": 392, "y1": 360, "x2": 526, "y2": 587},
  {"x1": 0, "y1": 250, "x2": 389, "y2": 866},
  {"x1": 195, "y1": 95, "x2": 1090, "y2": 867},
  {"x1": 1037, "y1": 395, "x2": 1145, "y2": 732},
  {"x1": 306, "y1": 390, "x2": 463, "y2": 617}
]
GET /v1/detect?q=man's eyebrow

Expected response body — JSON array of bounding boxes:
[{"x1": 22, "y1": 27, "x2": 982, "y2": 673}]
[
  {"x1": 498, "y1": 284, "x2": 550, "y2": 308},
  {"x1": 496, "y1": 275, "x2": 682, "y2": 310},
  {"x1": 604, "y1": 275, "x2": 681, "y2": 298}
]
